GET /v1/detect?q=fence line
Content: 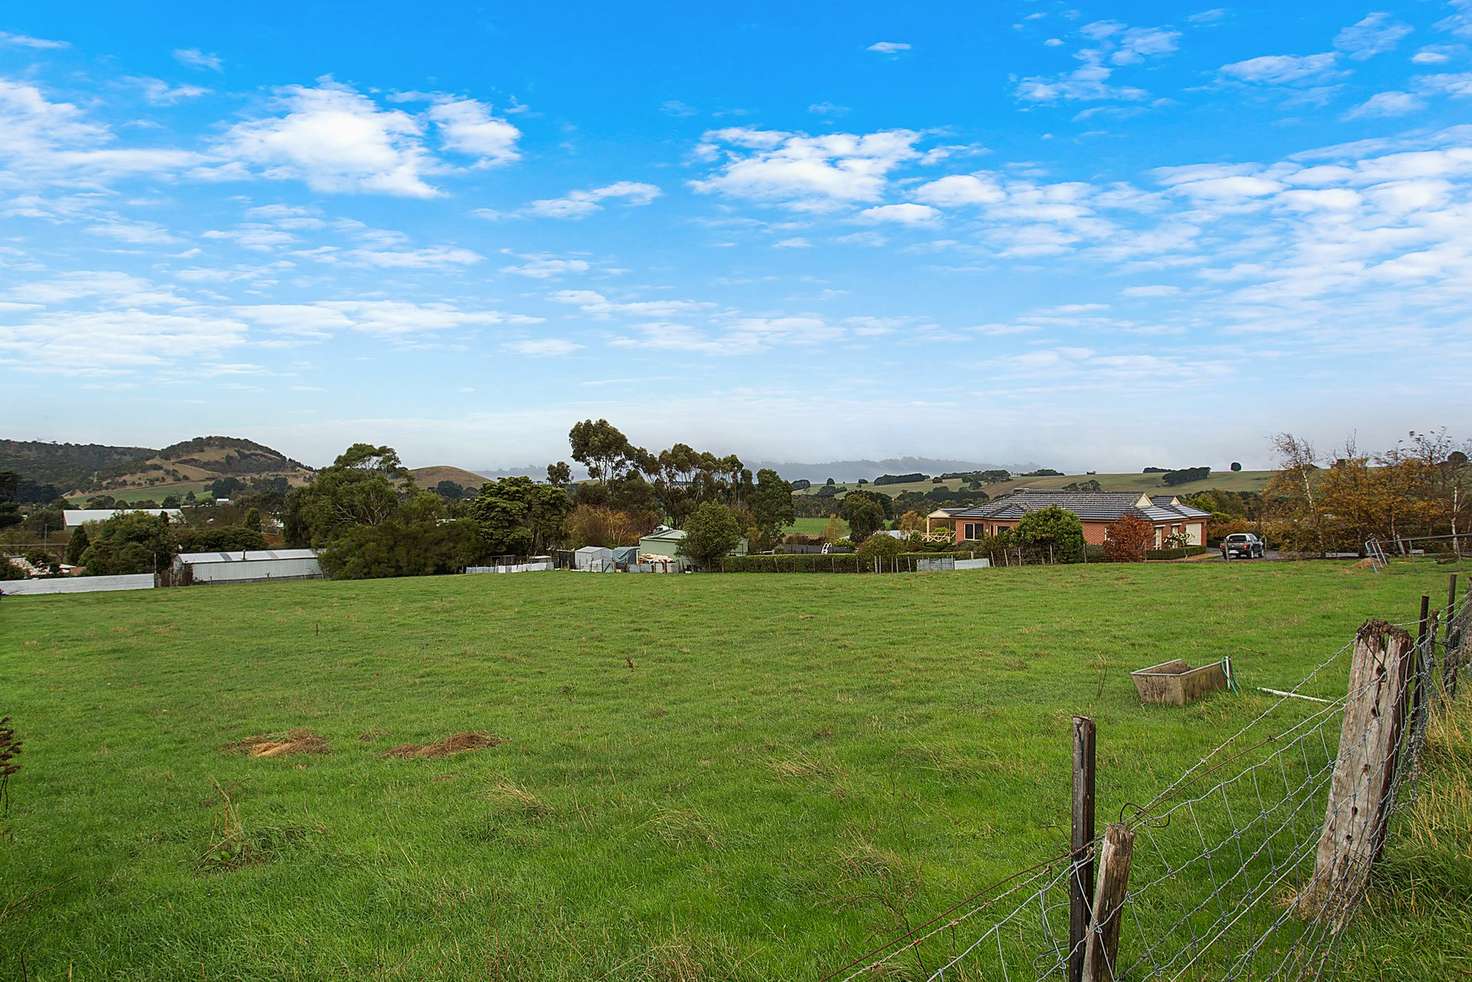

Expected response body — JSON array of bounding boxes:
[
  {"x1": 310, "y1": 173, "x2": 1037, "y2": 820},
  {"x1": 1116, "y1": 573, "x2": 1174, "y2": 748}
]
[{"x1": 823, "y1": 578, "x2": 1471, "y2": 981}]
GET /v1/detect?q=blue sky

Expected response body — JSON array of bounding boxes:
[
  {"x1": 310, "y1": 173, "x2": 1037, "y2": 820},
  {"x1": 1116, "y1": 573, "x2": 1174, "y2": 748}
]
[{"x1": 2, "y1": 2, "x2": 1469, "y2": 471}]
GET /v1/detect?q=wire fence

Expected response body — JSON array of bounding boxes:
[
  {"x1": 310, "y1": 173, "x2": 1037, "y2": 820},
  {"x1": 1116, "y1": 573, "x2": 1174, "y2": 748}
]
[{"x1": 825, "y1": 577, "x2": 1470, "y2": 982}]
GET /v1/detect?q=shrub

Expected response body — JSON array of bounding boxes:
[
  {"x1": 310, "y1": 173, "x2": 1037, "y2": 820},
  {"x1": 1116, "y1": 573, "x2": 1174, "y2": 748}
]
[
  {"x1": 1016, "y1": 506, "x2": 1085, "y2": 563},
  {"x1": 856, "y1": 534, "x2": 903, "y2": 566},
  {"x1": 1103, "y1": 513, "x2": 1153, "y2": 562},
  {"x1": 1145, "y1": 545, "x2": 1208, "y2": 560}
]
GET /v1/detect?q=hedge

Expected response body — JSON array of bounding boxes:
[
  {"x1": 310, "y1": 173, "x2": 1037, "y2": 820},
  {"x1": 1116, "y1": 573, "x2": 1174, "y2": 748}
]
[{"x1": 1144, "y1": 545, "x2": 1209, "y2": 560}]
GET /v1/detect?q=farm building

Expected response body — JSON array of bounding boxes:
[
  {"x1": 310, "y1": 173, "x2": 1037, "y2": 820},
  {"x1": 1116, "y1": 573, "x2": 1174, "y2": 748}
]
[
  {"x1": 64, "y1": 508, "x2": 182, "y2": 529},
  {"x1": 173, "y1": 548, "x2": 322, "y2": 584},
  {"x1": 929, "y1": 490, "x2": 1209, "y2": 547},
  {"x1": 638, "y1": 526, "x2": 749, "y2": 571},
  {"x1": 574, "y1": 545, "x2": 615, "y2": 571},
  {"x1": 611, "y1": 545, "x2": 639, "y2": 567}
]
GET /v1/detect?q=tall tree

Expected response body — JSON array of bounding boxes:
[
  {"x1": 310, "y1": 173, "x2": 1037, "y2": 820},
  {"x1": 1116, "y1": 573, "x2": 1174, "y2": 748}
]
[
  {"x1": 748, "y1": 468, "x2": 794, "y2": 543},
  {"x1": 568, "y1": 419, "x2": 636, "y2": 483}
]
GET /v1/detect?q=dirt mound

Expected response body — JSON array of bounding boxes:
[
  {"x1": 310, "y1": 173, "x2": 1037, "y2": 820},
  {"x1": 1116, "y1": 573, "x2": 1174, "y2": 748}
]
[
  {"x1": 384, "y1": 732, "x2": 504, "y2": 759},
  {"x1": 225, "y1": 728, "x2": 329, "y2": 758}
]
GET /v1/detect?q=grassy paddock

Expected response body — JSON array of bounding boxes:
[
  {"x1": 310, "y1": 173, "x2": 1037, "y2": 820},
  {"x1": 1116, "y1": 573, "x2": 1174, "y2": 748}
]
[{"x1": 1, "y1": 561, "x2": 1469, "y2": 979}]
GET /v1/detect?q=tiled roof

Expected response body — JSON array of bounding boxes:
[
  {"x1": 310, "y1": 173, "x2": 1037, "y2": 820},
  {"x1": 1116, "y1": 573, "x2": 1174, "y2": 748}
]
[{"x1": 946, "y1": 490, "x2": 1210, "y2": 524}]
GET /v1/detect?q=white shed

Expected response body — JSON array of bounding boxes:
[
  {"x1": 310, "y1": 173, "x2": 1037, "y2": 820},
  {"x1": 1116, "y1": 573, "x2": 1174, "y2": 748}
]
[
  {"x1": 174, "y1": 548, "x2": 323, "y2": 584},
  {"x1": 574, "y1": 545, "x2": 614, "y2": 572},
  {"x1": 64, "y1": 508, "x2": 183, "y2": 529}
]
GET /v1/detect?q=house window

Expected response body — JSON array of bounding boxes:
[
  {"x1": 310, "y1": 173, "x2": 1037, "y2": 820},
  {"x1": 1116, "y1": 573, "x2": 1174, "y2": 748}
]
[{"x1": 963, "y1": 522, "x2": 980, "y2": 540}]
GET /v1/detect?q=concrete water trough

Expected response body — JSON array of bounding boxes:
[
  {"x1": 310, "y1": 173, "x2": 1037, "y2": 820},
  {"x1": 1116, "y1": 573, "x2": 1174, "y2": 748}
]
[{"x1": 1130, "y1": 659, "x2": 1228, "y2": 707}]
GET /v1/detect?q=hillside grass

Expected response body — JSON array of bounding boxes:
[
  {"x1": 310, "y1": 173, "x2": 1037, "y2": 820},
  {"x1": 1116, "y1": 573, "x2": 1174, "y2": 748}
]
[
  {"x1": 784, "y1": 516, "x2": 849, "y2": 536},
  {"x1": 799, "y1": 469, "x2": 1278, "y2": 500},
  {"x1": 2, "y1": 560, "x2": 1468, "y2": 979}
]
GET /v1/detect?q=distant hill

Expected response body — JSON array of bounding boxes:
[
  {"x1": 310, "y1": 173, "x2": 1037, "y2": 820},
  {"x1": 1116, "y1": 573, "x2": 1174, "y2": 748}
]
[
  {"x1": 752, "y1": 457, "x2": 1038, "y2": 484},
  {"x1": 0, "y1": 435, "x2": 314, "y2": 497},
  {"x1": 409, "y1": 465, "x2": 493, "y2": 490},
  {"x1": 0, "y1": 439, "x2": 155, "y2": 489}
]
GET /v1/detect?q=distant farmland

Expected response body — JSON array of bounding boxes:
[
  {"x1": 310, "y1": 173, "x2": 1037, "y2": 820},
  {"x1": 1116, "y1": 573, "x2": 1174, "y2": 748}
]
[{"x1": 798, "y1": 469, "x2": 1277, "y2": 500}]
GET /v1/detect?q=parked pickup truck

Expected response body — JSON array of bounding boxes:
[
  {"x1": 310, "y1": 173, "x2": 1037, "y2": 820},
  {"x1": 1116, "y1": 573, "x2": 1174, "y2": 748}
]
[{"x1": 1220, "y1": 532, "x2": 1265, "y2": 559}]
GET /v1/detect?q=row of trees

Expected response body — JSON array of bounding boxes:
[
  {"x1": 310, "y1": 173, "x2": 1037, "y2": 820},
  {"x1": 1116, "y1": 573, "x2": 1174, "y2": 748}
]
[
  {"x1": 275, "y1": 424, "x2": 799, "y2": 579},
  {"x1": 1266, "y1": 430, "x2": 1469, "y2": 553}
]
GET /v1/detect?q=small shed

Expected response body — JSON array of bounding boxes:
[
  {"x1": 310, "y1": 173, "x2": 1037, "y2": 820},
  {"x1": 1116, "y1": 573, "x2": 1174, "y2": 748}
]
[
  {"x1": 174, "y1": 548, "x2": 322, "y2": 584},
  {"x1": 611, "y1": 545, "x2": 639, "y2": 567},
  {"x1": 638, "y1": 526, "x2": 748, "y2": 569},
  {"x1": 64, "y1": 508, "x2": 182, "y2": 529},
  {"x1": 574, "y1": 545, "x2": 615, "y2": 572}
]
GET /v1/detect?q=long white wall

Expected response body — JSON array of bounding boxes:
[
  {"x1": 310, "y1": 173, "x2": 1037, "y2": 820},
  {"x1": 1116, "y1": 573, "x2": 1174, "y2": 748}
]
[
  {"x1": 189, "y1": 558, "x2": 323, "y2": 583},
  {"x1": 1, "y1": 574, "x2": 155, "y2": 596}
]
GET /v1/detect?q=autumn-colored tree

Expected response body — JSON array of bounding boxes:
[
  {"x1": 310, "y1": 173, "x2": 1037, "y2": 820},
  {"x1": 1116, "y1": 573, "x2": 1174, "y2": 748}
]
[
  {"x1": 897, "y1": 510, "x2": 927, "y2": 533},
  {"x1": 563, "y1": 504, "x2": 655, "y2": 549},
  {"x1": 1103, "y1": 512, "x2": 1153, "y2": 562},
  {"x1": 821, "y1": 515, "x2": 846, "y2": 543}
]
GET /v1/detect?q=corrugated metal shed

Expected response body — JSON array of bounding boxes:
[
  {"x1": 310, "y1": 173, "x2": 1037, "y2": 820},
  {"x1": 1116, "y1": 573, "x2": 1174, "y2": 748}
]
[
  {"x1": 174, "y1": 548, "x2": 323, "y2": 584},
  {"x1": 574, "y1": 545, "x2": 614, "y2": 571}
]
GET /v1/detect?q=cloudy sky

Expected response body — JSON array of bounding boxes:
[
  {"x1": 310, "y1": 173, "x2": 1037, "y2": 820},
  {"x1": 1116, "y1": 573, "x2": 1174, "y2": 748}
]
[{"x1": 3, "y1": 2, "x2": 1470, "y2": 471}]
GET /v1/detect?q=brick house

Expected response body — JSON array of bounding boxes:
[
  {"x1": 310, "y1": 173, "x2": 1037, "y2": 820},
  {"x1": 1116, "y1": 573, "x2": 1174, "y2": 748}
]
[{"x1": 928, "y1": 490, "x2": 1210, "y2": 547}]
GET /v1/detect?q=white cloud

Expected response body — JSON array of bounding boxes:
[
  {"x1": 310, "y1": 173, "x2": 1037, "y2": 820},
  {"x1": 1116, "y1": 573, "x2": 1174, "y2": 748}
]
[
  {"x1": 1188, "y1": 9, "x2": 1228, "y2": 25},
  {"x1": 523, "y1": 181, "x2": 661, "y2": 219},
  {"x1": 1334, "y1": 12, "x2": 1413, "y2": 60},
  {"x1": 1412, "y1": 45, "x2": 1459, "y2": 64},
  {"x1": 867, "y1": 41, "x2": 911, "y2": 54},
  {"x1": 1016, "y1": 22, "x2": 1176, "y2": 102},
  {"x1": 0, "y1": 31, "x2": 69, "y2": 49},
  {"x1": 1343, "y1": 91, "x2": 1426, "y2": 119},
  {"x1": 1420, "y1": 72, "x2": 1472, "y2": 97},
  {"x1": 688, "y1": 127, "x2": 922, "y2": 210},
  {"x1": 912, "y1": 173, "x2": 1006, "y2": 206},
  {"x1": 5, "y1": 271, "x2": 183, "y2": 307},
  {"x1": 125, "y1": 77, "x2": 210, "y2": 106},
  {"x1": 773, "y1": 237, "x2": 812, "y2": 248},
  {"x1": 1219, "y1": 52, "x2": 1340, "y2": 84},
  {"x1": 234, "y1": 300, "x2": 536, "y2": 338},
  {"x1": 1438, "y1": 0, "x2": 1472, "y2": 38},
  {"x1": 173, "y1": 48, "x2": 223, "y2": 71},
  {"x1": 1121, "y1": 284, "x2": 1182, "y2": 297},
  {"x1": 858, "y1": 203, "x2": 940, "y2": 225},
  {"x1": 1111, "y1": 27, "x2": 1181, "y2": 65},
  {"x1": 548, "y1": 289, "x2": 713, "y2": 318},
  {"x1": 426, "y1": 98, "x2": 521, "y2": 167},
  {"x1": 85, "y1": 218, "x2": 180, "y2": 245},
  {"x1": 213, "y1": 80, "x2": 439, "y2": 197},
  {"x1": 500, "y1": 256, "x2": 591, "y2": 278},
  {"x1": 504, "y1": 338, "x2": 582, "y2": 356},
  {"x1": 1, "y1": 308, "x2": 248, "y2": 373}
]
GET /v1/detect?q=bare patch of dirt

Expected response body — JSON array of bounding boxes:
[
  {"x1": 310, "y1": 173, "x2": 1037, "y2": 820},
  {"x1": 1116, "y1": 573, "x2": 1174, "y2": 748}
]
[
  {"x1": 384, "y1": 732, "x2": 504, "y2": 759},
  {"x1": 224, "y1": 728, "x2": 329, "y2": 758}
]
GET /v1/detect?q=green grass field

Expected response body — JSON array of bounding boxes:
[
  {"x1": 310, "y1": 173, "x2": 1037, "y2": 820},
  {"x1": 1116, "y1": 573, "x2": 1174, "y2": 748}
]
[
  {"x1": 2, "y1": 561, "x2": 1469, "y2": 979},
  {"x1": 784, "y1": 516, "x2": 849, "y2": 536},
  {"x1": 800, "y1": 469, "x2": 1278, "y2": 500}
]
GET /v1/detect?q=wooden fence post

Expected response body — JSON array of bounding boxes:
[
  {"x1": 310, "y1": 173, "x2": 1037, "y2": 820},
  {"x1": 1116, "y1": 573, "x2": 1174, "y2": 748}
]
[
  {"x1": 1444, "y1": 574, "x2": 1461, "y2": 699},
  {"x1": 1081, "y1": 823, "x2": 1134, "y2": 982},
  {"x1": 1303, "y1": 620, "x2": 1414, "y2": 926},
  {"x1": 1068, "y1": 716, "x2": 1097, "y2": 982}
]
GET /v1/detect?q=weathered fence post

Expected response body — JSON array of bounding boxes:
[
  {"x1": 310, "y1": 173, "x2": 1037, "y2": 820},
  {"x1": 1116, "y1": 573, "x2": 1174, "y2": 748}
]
[
  {"x1": 1081, "y1": 823, "x2": 1134, "y2": 982},
  {"x1": 1444, "y1": 574, "x2": 1461, "y2": 699},
  {"x1": 1068, "y1": 716, "x2": 1097, "y2": 982},
  {"x1": 1303, "y1": 620, "x2": 1413, "y2": 926}
]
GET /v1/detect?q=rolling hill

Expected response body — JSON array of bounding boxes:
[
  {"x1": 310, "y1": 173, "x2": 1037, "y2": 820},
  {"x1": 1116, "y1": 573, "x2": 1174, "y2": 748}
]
[
  {"x1": 0, "y1": 436, "x2": 315, "y2": 499},
  {"x1": 408, "y1": 465, "x2": 493, "y2": 491}
]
